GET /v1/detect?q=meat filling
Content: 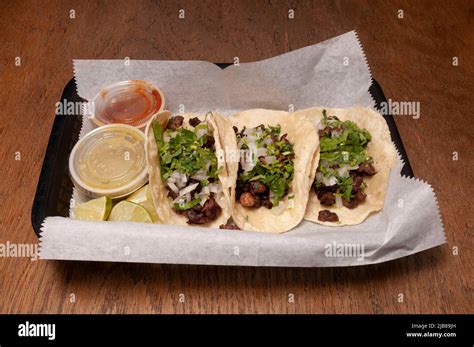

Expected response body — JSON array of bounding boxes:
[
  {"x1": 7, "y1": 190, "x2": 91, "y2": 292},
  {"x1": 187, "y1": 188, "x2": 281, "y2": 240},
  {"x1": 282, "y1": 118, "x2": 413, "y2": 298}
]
[
  {"x1": 234, "y1": 124, "x2": 294, "y2": 211},
  {"x1": 189, "y1": 117, "x2": 201, "y2": 127},
  {"x1": 317, "y1": 191, "x2": 336, "y2": 206},
  {"x1": 160, "y1": 116, "x2": 222, "y2": 224},
  {"x1": 166, "y1": 115, "x2": 184, "y2": 130},
  {"x1": 185, "y1": 197, "x2": 222, "y2": 224},
  {"x1": 315, "y1": 167, "x2": 374, "y2": 210},
  {"x1": 342, "y1": 190, "x2": 367, "y2": 209},
  {"x1": 219, "y1": 218, "x2": 241, "y2": 230},
  {"x1": 236, "y1": 181, "x2": 273, "y2": 209},
  {"x1": 313, "y1": 110, "x2": 377, "y2": 222},
  {"x1": 318, "y1": 210, "x2": 339, "y2": 222}
]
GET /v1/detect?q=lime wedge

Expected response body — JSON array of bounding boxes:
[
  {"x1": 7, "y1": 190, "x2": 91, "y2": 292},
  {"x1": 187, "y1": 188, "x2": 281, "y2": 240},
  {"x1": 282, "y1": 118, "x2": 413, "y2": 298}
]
[
  {"x1": 126, "y1": 185, "x2": 148, "y2": 204},
  {"x1": 126, "y1": 184, "x2": 160, "y2": 223},
  {"x1": 108, "y1": 201, "x2": 152, "y2": 223},
  {"x1": 74, "y1": 196, "x2": 112, "y2": 221}
]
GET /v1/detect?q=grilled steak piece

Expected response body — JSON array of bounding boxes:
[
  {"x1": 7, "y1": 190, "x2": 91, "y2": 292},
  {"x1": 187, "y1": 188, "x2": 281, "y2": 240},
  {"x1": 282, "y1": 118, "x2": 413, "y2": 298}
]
[
  {"x1": 317, "y1": 191, "x2": 336, "y2": 206},
  {"x1": 189, "y1": 117, "x2": 201, "y2": 127},
  {"x1": 318, "y1": 210, "x2": 339, "y2": 222},
  {"x1": 186, "y1": 209, "x2": 209, "y2": 224},
  {"x1": 167, "y1": 189, "x2": 178, "y2": 200},
  {"x1": 352, "y1": 175, "x2": 364, "y2": 192},
  {"x1": 342, "y1": 191, "x2": 367, "y2": 209},
  {"x1": 204, "y1": 135, "x2": 215, "y2": 148},
  {"x1": 239, "y1": 192, "x2": 256, "y2": 207},
  {"x1": 201, "y1": 197, "x2": 222, "y2": 220},
  {"x1": 219, "y1": 224, "x2": 240, "y2": 230},
  {"x1": 357, "y1": 161, "x2": 376, "y2": 176},
  {"x1": 249, "y1": 180, "x2": 267, "y2": 194},
  {"x1": 318, "y1": 126, "x2": 331, "y2": 138},
  {"x1": 167, "y1": 116, "x2": 184, "y2": 130},
  {"x1": 261, "y1": 198, "x2": 273, "y2": 209}
]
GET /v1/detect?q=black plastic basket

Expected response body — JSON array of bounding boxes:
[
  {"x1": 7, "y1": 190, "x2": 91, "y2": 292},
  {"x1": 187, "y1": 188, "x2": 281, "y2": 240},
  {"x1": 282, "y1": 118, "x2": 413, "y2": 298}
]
[{"x1": 31, "y1": 64, "x2": 414, "y2": 237}]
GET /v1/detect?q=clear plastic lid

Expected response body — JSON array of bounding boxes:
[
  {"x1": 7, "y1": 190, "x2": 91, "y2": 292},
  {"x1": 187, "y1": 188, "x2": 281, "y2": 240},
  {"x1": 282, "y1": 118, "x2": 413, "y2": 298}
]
[
  {"x1": 88, "y1": 80, "x2": 165, "y2": 128},
  {"x1": 69, "y1": 124, "x2": 148, "y2": 199}
]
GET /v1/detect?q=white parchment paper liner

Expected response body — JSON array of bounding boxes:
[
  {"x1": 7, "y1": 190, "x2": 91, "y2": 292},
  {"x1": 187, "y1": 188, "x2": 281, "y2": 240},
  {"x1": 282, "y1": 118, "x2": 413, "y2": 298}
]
[{"x1": 39, "y1": 31, "x2": 445, "y2": 267}]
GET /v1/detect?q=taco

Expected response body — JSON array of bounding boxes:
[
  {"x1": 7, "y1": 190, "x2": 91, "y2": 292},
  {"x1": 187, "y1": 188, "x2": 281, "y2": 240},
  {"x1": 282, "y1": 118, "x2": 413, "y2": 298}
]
[
  {"x1": 297, "y1": 107, "x2": 397, "y2": 226},
  {"x1": 145, "y1": 111, "x2": 235, "y2": 227},
  {"x1": 228, "y1": 109, "x2": 320, "y2": 233}
]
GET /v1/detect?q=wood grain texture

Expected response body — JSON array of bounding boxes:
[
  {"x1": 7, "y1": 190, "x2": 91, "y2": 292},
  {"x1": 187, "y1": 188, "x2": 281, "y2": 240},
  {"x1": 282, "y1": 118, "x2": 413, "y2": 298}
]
[{"x1": 0, "y1": 0, "x2": 472, "y2": 314}]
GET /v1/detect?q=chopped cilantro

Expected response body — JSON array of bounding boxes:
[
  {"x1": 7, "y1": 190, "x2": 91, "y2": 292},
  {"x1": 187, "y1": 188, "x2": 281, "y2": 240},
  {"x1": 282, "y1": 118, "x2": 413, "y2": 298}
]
[
  {"x1": 152, "y1": 121, "x2": 218, "y2": 182},
  {"x1": 237, "y1": 124, "x2": 294, "y2": 206},
  {"x1": 315, "y1": 110, "x2": 374, "y2": 201},
  {"x1": 173, "y1": 198, "x2": 202, "y2": 211}
]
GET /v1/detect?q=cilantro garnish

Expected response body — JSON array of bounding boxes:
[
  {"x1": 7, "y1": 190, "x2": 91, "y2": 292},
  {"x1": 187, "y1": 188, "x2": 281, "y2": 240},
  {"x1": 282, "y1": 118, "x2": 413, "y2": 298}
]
[
  {"x1": 315, "y1": 110, "x2": 373, "y2": 201},
  {"x1": 152, "y1": 122, "x2": 218, "y2": 183},
  {"x1": 237, "y1": 125, "x2": 294, "y2": 206}
]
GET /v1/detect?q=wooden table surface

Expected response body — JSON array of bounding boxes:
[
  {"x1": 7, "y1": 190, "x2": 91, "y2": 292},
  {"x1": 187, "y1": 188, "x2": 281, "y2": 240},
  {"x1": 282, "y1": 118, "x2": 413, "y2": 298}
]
[{"x1": 0, "y1": 0, "x2": 472, "y2": 314}]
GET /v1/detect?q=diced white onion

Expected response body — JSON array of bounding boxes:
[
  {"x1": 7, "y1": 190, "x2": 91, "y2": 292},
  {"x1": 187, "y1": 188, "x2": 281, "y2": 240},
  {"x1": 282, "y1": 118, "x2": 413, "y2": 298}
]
[
  {"x1": 196, "y1": 128, "x2": 208, "y2": 139},
  {"x1": 336, "y1": 164, "x2": 359, "y2": 178},
  {"x1": 169, "y1": 171, "x2": 187, "y2": 187},
  {"x1": 185, "y1": 192, "x2": 191, "y2": 202},
  {"x1": 248, "y1": 135, "x2": 259, "y2": 143},
  {"x1": 173, "y1": 196, "x2": 185, "y2": 204},
  {"x1": 202, "y1": 186, "x2": 210, "y2": 195},
  {"x1": 263, "y1": 137, "x2": 272, "y2": 146},
  {"x1": 336, "y1": 166, "x2": 350, "y2": 178},
  {"x1": 208, "y1": 183, "x2": 222, "y2": 193},
  {"x1": 323, "y1": 175, "x2": 337, "y2": 186},
  {"x1": 316, "y1": 121, "x2": 326, "y2": 130},
  {"x1": 331, "y1": 129, "x2": 343, "y2": 137},
  {"x1": 167, "y1": 181, "x2": 179, "y2": 193},
  {"x1": 179, "y1": 182, "x2": 199, "y2": 196},
  {"x1": 241, "y1": 128, "x2": 259, "y2": 143},
  {"x1": 335, "y1": 195, "x2": 342, "y2": 208},
  {"x1": 191, "y1": 169, "x2": 208, "y2": 181},
  {"x1": 169, "y1": 172, "x2": 188, "y2": 186},
  {"x1": 256, "y1": 147, "x2": 267, "y2": 157},
  {"x1": 265, "y1": 155, "x2": 276, "y2": 164}
]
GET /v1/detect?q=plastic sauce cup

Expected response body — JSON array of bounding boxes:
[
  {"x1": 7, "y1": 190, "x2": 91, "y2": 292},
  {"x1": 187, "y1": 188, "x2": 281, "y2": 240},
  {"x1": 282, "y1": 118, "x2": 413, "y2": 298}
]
[
  {"x1": 88, "y1": 80, "x2": 165, "y2": 129},
  {"x1": 69, "y1": 124, "x2": 148, "y2": 199}
]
